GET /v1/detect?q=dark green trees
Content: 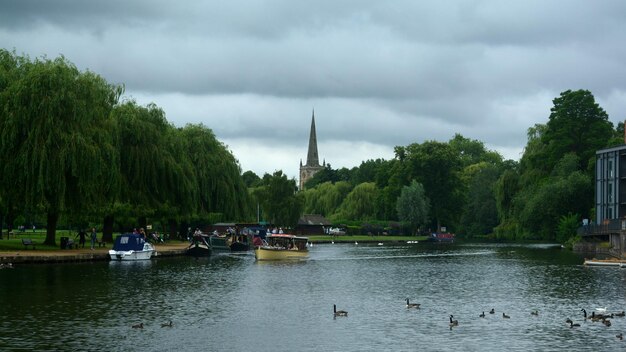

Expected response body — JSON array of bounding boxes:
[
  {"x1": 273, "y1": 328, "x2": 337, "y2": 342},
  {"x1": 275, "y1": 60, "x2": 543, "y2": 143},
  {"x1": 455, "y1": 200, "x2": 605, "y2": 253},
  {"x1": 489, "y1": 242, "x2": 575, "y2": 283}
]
[
  {"x1": 0, "y1": 50, "x2": 254, "y2": 243},
  {"x1": 252, "y1": 171, "x2": 302, "y2": 228},
  {"x1": 496, "y1": 89, "x2": 615, "y2": 241},
  {"x1": 396, "y1": 180, "x2": 430, "y2": 234},
  {"x1": 0, "y1": 52, "x2": 122, "y2": 245}
]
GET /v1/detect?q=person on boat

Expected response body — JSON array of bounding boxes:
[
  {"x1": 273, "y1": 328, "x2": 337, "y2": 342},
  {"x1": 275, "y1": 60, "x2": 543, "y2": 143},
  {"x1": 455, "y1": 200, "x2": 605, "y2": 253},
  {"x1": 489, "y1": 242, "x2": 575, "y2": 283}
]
[{"x1": 139, "y1": 228, "x2": 147, "y2": 240}]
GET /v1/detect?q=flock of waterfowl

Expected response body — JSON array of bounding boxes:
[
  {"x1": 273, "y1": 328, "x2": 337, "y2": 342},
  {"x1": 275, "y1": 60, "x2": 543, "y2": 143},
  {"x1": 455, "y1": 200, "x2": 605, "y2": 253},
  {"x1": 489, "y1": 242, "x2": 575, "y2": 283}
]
[{"x1": 332, "y1": 300, "x2": 626, "y2": 340}]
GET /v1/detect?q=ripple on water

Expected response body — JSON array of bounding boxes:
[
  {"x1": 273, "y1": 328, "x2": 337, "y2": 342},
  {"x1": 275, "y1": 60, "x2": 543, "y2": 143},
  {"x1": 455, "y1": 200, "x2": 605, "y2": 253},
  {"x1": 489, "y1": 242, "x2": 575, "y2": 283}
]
[{"x1": 0, "y1": 243, "x2": 624, "y2": 351}]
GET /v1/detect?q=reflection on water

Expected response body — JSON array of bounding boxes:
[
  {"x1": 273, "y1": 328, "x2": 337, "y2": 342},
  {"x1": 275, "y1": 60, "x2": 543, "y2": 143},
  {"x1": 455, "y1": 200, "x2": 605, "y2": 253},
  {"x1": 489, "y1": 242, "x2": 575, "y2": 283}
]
[{"x1": 1, "y1": 243, "x2": 625, "y2": 351}]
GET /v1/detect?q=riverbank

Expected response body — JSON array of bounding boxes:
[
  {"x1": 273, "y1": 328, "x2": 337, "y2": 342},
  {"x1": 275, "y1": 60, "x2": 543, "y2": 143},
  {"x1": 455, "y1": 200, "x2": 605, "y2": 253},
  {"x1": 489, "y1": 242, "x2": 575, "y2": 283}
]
[
  {"x1": 0, "y1": 242, "x2": 189, "y2": 264},
  {"x1": 0, "y1": 235, "x2": 428, "y2": 264}
]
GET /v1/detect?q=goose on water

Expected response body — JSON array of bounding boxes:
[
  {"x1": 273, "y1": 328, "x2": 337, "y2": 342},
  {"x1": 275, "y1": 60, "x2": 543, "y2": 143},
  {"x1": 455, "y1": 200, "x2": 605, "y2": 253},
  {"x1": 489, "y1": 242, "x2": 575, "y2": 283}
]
[
  {"x1": 161, "y1": 321, "x2": 172, "y2": 328},
  {"x1": 132, "y1": 323, "x2": 144, "y2": 329},
  {"x1": 502, "y1": 313, "x2": 510, "y2": 319},
  {"x1": 449, "y1": 315, "x2": 459, "y2": 326},
  {"x1": 406, "y1": 299, "x2": 420, "y2": 309},
  {"x1": 489, "y1": 308, "x2": 495, "y2": 314},
  {"x1": 334, "y1": 304, "x2": 348, "y2": 317},
  {"x1": 479, "y1": 312, "x2": 485, "y2": 318},
  {"x1": 570, "y1": 321, "x2": 580, "y2": 328}
]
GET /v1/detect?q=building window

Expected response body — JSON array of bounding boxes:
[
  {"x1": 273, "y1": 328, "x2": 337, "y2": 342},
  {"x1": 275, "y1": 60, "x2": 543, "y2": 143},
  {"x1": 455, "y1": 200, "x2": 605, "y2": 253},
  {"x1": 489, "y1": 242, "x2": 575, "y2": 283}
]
[
  {"x1": 609, "y1": 182, "x2": 614, "y2": 203},
  {"x1": 609, "y1": 159, "x2": 614, "y2": 178}
]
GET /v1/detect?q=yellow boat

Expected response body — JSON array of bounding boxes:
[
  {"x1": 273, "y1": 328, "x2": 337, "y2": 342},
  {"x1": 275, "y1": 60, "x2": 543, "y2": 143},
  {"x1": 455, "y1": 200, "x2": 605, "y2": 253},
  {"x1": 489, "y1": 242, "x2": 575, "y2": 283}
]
[{"x1": 254, "y1": 234, "x2": 309, "y2": 260}]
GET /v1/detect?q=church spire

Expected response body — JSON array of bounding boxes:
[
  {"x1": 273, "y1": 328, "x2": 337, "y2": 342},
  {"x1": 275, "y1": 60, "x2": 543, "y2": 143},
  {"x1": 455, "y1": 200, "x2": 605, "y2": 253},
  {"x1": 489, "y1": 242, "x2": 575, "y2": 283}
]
[{"x1": 306, "y1": 109, "x2": 320, "y2": 167}]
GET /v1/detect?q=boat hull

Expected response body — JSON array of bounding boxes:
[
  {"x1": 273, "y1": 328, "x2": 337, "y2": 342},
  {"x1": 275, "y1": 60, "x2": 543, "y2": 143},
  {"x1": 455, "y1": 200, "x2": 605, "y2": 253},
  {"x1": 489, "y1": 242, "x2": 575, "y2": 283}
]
[
  {"x1": 584, "y1": 259, "x2": 626, "y2": 267},
  {"x1": 230, "y1": 242, "x2": 250, "y2": 252},
  {"x1": 186, "y1": 244, "x2": 212, "y2": 257},
  {"x1": 254, "y1": 247, "x2": 309, "y2": 260},
  {"x1": 108, "y1": 249, "x2": 155, "y2": 261},
  {"x1": 209, "y1": 236, "x2": 231, "y2": 253}
]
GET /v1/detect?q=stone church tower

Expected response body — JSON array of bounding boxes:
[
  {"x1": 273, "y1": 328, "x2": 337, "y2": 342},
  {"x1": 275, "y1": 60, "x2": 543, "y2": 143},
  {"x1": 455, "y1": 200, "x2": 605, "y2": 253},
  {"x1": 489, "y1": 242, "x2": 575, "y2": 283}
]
[{"x1": 299, "y1": 111, "x2": 325, "y2": 190}]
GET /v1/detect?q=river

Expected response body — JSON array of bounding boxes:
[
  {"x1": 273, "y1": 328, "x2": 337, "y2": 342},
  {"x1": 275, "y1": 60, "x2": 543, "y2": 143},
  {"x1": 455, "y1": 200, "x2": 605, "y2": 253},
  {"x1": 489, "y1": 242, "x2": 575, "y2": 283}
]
[{"x1": 0, "y1": 242, "x2": 624, "y2": 351}]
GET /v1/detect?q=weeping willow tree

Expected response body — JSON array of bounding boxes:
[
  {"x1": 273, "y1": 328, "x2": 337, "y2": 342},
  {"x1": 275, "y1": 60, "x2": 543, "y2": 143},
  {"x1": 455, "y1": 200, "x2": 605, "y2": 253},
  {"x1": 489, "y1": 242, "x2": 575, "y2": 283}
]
[
  {"x1": 0, "y1": 50, "x2": 27, "y2": 234},
  {"x1": 109, "y1": 101, "x2": 197, "y2": 237},
  {"x1": 0, "y1": 52, "x2": 122, "y2": 245},
  {"x1": 332, "y1": 182, "x2": 379, "y2": 222},
  {"x1": 179, "y1": 124, "x2": 253, "y2": 223}
]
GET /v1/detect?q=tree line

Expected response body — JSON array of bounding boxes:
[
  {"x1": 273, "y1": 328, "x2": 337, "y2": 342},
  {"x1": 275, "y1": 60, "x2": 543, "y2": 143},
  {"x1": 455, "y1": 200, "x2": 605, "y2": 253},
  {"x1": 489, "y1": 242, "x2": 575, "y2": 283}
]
[
  {"x1": 0, "y1": 50, "x2": 252, "y2": 245},
  {"x1": 248, "y1": 89, "x2": 622, "y2": 243},
  {"x1": 1, "y1": 49, "x2": 620, "y2": 245}
]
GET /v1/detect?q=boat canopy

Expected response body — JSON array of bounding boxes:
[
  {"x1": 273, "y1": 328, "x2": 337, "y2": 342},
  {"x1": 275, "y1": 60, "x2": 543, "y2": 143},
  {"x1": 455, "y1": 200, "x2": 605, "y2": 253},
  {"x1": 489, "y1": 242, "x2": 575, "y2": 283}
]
[
  {"x1": 112, "y1": 233, "x2": 146, "y2": 251},
  {"x1": 243, "y1": 227, "x2": 267, "y2": 239}
]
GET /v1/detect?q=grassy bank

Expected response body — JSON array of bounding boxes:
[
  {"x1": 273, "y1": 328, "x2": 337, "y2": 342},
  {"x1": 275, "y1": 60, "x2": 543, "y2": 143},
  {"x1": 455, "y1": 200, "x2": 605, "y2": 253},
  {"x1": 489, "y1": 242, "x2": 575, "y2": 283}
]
[{"x1": 0, "y1": 230, "x2": 78, "y2": 251}]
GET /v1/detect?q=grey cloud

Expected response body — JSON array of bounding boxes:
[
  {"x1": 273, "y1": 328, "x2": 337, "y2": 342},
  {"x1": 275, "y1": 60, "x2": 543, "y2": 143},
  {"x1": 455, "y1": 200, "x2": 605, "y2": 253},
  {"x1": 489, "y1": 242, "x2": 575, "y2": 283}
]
[{"x1": 2, "y1": 0, "x2": 626, "y2": 175}]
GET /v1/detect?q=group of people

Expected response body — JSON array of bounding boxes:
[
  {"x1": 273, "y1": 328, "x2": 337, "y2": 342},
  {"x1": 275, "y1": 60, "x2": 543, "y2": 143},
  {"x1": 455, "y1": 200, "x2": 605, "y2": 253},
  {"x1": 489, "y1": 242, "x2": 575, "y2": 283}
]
[
  {"x1": 132, "y1": 227, "x2": 165, "y2": 243},
  {"x1": 75, "y1": 228, "x2": 98, "y2": 250}
]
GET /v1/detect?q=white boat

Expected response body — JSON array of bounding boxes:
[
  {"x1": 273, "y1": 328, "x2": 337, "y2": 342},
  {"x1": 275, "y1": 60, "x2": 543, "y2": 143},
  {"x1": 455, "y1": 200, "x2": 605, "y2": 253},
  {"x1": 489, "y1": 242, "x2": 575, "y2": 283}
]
[
  {"x1": 109, "y1": 233, "x2": 156, "y2": 261},
  {"x1": 583, "y1": 259, "x2": 626, "y2": 267},
  {"x1": 254, "y1": 234, "x2": 309, "y2": 260}
]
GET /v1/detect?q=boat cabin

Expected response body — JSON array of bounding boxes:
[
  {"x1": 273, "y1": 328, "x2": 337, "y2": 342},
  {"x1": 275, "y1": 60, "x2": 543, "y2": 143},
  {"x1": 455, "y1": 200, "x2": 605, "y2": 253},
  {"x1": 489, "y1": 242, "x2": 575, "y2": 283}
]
[
  {"x1": 113, "y1": 233, "x2": 147, "y2": 251},
  {"x1": 265, "y1": 234, "x2": 308, "y2": 250}
]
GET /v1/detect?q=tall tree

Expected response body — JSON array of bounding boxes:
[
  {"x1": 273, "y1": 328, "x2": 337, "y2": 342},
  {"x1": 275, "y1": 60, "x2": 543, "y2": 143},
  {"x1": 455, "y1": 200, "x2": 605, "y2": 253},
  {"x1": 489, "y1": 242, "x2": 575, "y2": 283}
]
[
  {"x1": 0, "y1": 54, "x2": 122, "y2": 245},
  {"x1": 459, "y1": 163, "x2": 500, "y2": 238},
  {"x1": 396, "y1": 180, "x2": 430, "y2": 234},
  {"x1": 180, "y1": 124, "x2": 252, "y2": 222},
  {"x1": 253, "y1": 171, "x2": 302, "y2": 227},
  {"x1": 403, "y1": 141, "x2": 462, "y2": 231},
  {"x1": 543, "y1": 89, "x2": 613, "y2": 171}
]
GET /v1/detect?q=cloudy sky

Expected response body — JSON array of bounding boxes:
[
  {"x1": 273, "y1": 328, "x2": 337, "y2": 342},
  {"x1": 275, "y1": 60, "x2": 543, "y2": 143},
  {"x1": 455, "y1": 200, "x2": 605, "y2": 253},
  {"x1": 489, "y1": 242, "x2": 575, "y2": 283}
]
[{"x1": 2, "y1": 1, "x2": 626, "y2": 180}]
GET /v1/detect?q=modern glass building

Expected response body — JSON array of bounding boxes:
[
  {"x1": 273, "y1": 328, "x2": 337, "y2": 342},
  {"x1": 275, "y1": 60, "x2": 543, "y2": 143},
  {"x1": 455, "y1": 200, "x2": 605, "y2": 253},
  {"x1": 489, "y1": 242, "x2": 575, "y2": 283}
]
[{"x1": 595, "y1": 145, "x2": 626, "y2": 224}]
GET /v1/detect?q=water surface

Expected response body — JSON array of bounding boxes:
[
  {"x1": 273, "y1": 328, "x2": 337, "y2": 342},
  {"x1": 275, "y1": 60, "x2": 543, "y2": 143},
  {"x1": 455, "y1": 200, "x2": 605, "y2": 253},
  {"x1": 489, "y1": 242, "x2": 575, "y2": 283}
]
[{"x1": 1, "y1": 242, "x2": 624, "y2": 351}]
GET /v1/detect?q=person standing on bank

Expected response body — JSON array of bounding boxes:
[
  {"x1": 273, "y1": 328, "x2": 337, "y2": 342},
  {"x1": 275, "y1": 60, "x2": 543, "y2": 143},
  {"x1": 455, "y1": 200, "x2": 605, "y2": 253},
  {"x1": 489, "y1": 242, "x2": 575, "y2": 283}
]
[
  {"x1": 76, "y1": 229, "x2": 87, "y2": 248},
  {"x1": 90, "y1": 227, "x2": 97, "y2": 250}
]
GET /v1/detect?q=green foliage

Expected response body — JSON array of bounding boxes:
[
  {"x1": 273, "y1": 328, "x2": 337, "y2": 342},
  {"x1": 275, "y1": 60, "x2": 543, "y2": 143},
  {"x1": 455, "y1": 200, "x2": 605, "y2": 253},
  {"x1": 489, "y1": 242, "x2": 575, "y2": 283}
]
[
  {"x1": 517, "y1": 168, "x2": 591, "y2": 240},
  {"x1": 179, "y1": 124, "x2": 252, "y2": 222},
  {"x1": 396, "y1": 180, "x2": 429, "y2": 233},
  {"x1": 302, "y1": 181, "x2": 352, "y2": 217},
  {"x1": 333, "y1": 182, "x2": 379, "y2": 222},
  {"x1": 242, "y1": 170, "x2": 261, "y2": 188},
  {"x1": 0, "y1": 51, "x2": 254, "y2": 242},
  {"x1": 449, "y1": 134, "x2": 503, "y2": 168},
  {"x1": 492, "y1": 218, "x2": 520, "y2": 241},
  {"x1": 0, "y1": 51, "x2": 122, "y2": 245},
  {"x1": 459, "y1": 164, "x2": 500, "y2": 238},
  {"x1": 403, "y1": 141, "x2": 463, "y2": 231},
  {"x1": 556, "y1": 213, "x2": 580, "y2": 244},
  {"x1": 494, "y1": 169, "x2": 519, "y2": 222},
  {"x1": 252, "y1": 171, "x2": 302, "y2": 227},
  {"x1": 544, "y1": 89, "x2": 612, "y2": 170}
]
